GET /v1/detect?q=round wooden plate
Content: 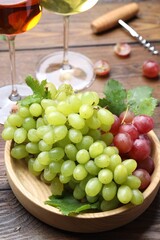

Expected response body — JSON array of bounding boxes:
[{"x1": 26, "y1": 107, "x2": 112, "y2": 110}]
[{"x1": 4, "y1": 131, "x2": 160, "y2": 233}]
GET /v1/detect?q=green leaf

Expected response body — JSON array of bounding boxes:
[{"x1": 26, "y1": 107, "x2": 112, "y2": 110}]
[
  {"x1": 45, "y1": 193, "x2": 99, "y2": 216},
  {"x1": 99, "y1": 79, "x2": 158, "y2": 116},
  {"x1": 102, "y1": 79, "x2": 127, "y2": 115},
  {"x1": 20, "y1": 76, "x2": 51, "y2": 106}
]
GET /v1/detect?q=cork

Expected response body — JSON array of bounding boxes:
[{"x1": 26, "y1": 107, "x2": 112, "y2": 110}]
[{"x1": 91, "y1": 3, "x2": 139, "y2": 34}]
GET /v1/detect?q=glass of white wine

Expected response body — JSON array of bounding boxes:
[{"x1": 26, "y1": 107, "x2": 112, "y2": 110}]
[{"x1": 36, "y1": 0, "x2": 98, "y2": 92}]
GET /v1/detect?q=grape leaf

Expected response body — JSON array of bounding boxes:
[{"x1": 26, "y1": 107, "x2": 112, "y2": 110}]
[
  {"x1": 100, "y1": 79, "x2": 158, "y2": 116},
  {"x1": 20, "y1": 76, "x2": 51, "y2": 106},
  {"x1": 101, "y1": 79, "x2": 127, "y2": 115},
  {"x1": 45, "y1": 193, "x2": 99, "y2": 216}
]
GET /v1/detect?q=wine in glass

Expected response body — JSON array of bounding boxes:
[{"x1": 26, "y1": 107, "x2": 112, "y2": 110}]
[
  {"x1": 0, "y1": 0, "x2": 42, "y2": 109},
  {"x1": 36, "y1": 0, "x2": 98, "y2": 92}
]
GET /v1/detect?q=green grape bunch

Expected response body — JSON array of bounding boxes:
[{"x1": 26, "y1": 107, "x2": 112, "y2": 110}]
[{"x1": 2, "y1": 77, "x2": 145, "y2": 213}]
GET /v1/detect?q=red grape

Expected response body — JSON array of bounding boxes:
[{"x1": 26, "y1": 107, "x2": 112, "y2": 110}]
[
  {"x1": 133, "y1": 169, "x2": 151, "y2": 190},
  {"x1": 94, "y1": 60, "x2": 110, "y2": 77},
  {"x1": 128, "y1": 138, "x2": 151, "y2": 161},
  {"x1": 142, "y1": 60, "x2": 159, "y2": 78},
  {"x1": 118, "y1": 124, "x2": 139, "y2": 141},
  {"x1": 119, "y1": 110, "x2": 135, "y2": 124},
  {"x1": 113, "y1": 132, "x2": 133, "y2": 153},
  {"x1": 137, "y1": 156, "x2": 154, "y2": 174},
  {"x1": 114, "y1": 42, "x2": 131, "y2": 57},
  {"x1": 110, "y1": 115, "x2": 121, "y2": 135},
  {"x1": 133, "y1": 115, "x2": 154, "y2": 134}
]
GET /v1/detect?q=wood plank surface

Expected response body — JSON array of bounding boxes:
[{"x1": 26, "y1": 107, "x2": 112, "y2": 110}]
[{"x1": 0, "y1": 0, "x2": 160, "y2": 239}]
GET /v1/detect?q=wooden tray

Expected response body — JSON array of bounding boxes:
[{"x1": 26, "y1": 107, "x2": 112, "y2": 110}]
[{"x1": 4, "y1": 131, "x2": 160, "y2": 233}]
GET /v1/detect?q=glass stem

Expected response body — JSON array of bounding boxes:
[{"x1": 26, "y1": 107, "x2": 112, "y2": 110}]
[
  {"x1": 62, "y1": 16, "x2": 72, "y2": 70},
  {"x1": 7, "y1": 35, "x2": 21, "y2": 101}
]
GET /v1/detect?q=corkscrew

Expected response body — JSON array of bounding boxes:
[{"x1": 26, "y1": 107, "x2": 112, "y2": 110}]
[{"x1": 118, "y1": 19, "x2": 159, "y2": 55}]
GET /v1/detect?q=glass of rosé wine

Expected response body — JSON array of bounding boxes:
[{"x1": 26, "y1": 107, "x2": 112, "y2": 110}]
[{"x1": 0, "y1": 0, "x2": 42, "y2": 110}]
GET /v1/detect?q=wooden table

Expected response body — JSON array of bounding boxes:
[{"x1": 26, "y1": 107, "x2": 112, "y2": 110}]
[{"x1": 0, "y1": 0, "x2": 160, "y2": 239}]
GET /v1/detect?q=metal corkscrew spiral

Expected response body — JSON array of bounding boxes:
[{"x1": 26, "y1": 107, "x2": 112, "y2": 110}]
[{"x1": 118, "y1": 19, "x2": 159, "y2": 55}]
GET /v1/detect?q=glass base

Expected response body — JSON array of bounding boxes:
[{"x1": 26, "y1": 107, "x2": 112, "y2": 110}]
[
  {"x1": 36, "y1": 51, "x2": 95, "y2": 92},
  {"x1": 0, "y1": 84, "x2": 32, "y2": 124}
]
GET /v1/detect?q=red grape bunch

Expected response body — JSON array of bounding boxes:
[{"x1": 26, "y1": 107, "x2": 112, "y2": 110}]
[{"x1": 110, "y1": 110, "x2": 155, "y2": 191}]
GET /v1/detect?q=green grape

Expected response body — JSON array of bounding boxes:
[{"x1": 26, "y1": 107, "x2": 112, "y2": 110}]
[
  {"x1": 49, "y1": 160, "x2": 64, "y2": 174},
  {"x1": 29, "y1": 103, "x2": 43, "y2": 117},
  {"x1": 18, "y1": 106, "x2": 31, "y2": 118},
  {"x1": 28, "y1": 158, "x2": 41, "y2": 176},
  {"x1": 22, "y1": 117, "x2": 36, "y2": 130},
  {"x1": 67, "y1": 94, "x2": 81, "y2": 113},
  {"x1": 45, "y1": 82, "x2": 57, "y2": 99},
  {"x1": 68, "y1": 113, "x2": 85, "y2": 129},
  {"x1": 114, "y1": 164, "x2": 128, "y2": 184},
  {"x1": 94, "y1": 154, "x2": 110, "y2": 168},
  {"x1": 11, "y1": 144, "x2": 29, "y2": 159},
  {"x1": 51, "y1": 177, "x2": 64, "y2": 196},
  {"x1": 49, "y1": 147, "x2": 65, "y2": 162},
  {"x1": 85, "y1": 177, "x2": 102, "y2": 197},
  {"x1": 131, "y1": 189, "x2": 144, "y2": 205},
  {"x1": 8, "y1": 113, "x2": 23, "y2": 127},
  {"x1": 97, "y1": 108, "x2": 114, "y2": 126},
  {"x1": 56, "y1": 134, "x2": 71, "y2": 148},
  {"x1": 101, "y1": 132, "x2": 113, "y2": 146},
  {"x1": 87, "y1": 129, "x2": 101, "y2": 141},
  {"x1": 68, "y1": 128, "x2": 82, "y2": 143},
  {"x1": 73, "y1": 184, "x2": 86, "y2": 200},
  {"x1": 43, "y1": 167, "x2": 56, "y2": 181},
  {"x1": 102, "y1": 181, "x2": 117, "y2": 201},
  {"x1": 117, "y1": 185, "x2": 133, "y2": 204},
  {"x1": 61, "y1": 160, "x2": 76, "y2": 177},
  {"x1": 90, "y1": 91, "x2": 99, "y2": 106},
  {"x1": 65, "y1": 143, "x2": 78, "y2": 161},
  {"x1": 85, "y1": 160, "x2": 100, "y2": 176},
  {"x1": 98, "y1": 168, "x2": 113, "y2": 184},
  {"x1": 38, "y1": 140, "x2": 52, "y2": 151},
  {"x1": 59, "y1": 174, "x2": 71, "y2": 184},
  {"x1": 86, "y1": 195, "x2": 99, "y2": 203},
  {"x1": 76, "y1": 149, "x2": 90, "y2": 164},
  {"x1": 37, "y1": 125, "x2": 53, "y2": 139},
  {"x1": 2, "y1": 126, "x2": 16, "y2": 140},
  {"x1": 80, "y1": 125, "x2": 89, "y2": 135},
  {"x1": 73, "y1": 164, "x2": 88, "y2": 181},
  {"x1": 79, "y1": 104, "x2": 94, "y2": 119},
  {"x1": 46, "y1": 111, "x2": 66, "y2": 125},
  {"x1": 76, "y1": 135, "x2": 93, "y2": 150},
  {"x1": 26, "y1": 142, "x2": 40, "y2": 154},
  {"x1": 123, "y1": 175, "x2": 141, "y2": 189},
  {"x1": 100, "y1": 196, "x2": 119, "y2": 211},
  {"x1": 14, "y1": 127, "x2": 27, "y2": 144},
  {"x1": 100, "y1": 124, "x2": 111, "y2": 132},
  {"x1": 43, "y1": 130, "x2": 55, "y2": 145},
  {"x1": 28, "y1": 129, "x2": 40, "y2": 142},
  {"x1": 41, "y1": 99, "x2": 57, "y2": 109},
  {"x1": 52, "y1": 125, "x2": 68, "y2": 142},
  {"x1": 81, "y1": 91, "x2": 97, "y2": 105},
  {"x1": 45, "y1": 106, "x2": 57, "y2": 115},
  {"x1": 108, "y1": 154, "x2": 122, "y2": 172},
  {"x1": 33, "y1": 158, "x2": 45, "y2": 172},
  {"x1": 86, "y1": 115, "x2": 101, "y2": 129},
  {"x1": 57, "y1": 101, "x2": 72, "y2": 116},
  {"x1": 36, "y1": 117, "x2": 46, "y2": 128},
  {"x1": 122, "y1": 159, "x2": 137, "y2": 175},
  {"x1": 79, "y1": 175, "x2": 92, "y2": 190},
  {"x1": 37, "y1": 151, "x2": 51, "y2": 165},
  {"x1": 89, "y1": 141, "x2": 104, "y2": 158},
  {"x1": 103, "y1": 146, "x2": 119, "y2": 156}
]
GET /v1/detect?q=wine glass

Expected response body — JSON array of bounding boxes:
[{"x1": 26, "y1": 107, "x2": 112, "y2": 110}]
[
  {"x1": 36, "y1": 0, "x2": 98, "y2": 92},
  {"x1": 0, "y1": 0, "x2": 42, "y2": 112}
]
